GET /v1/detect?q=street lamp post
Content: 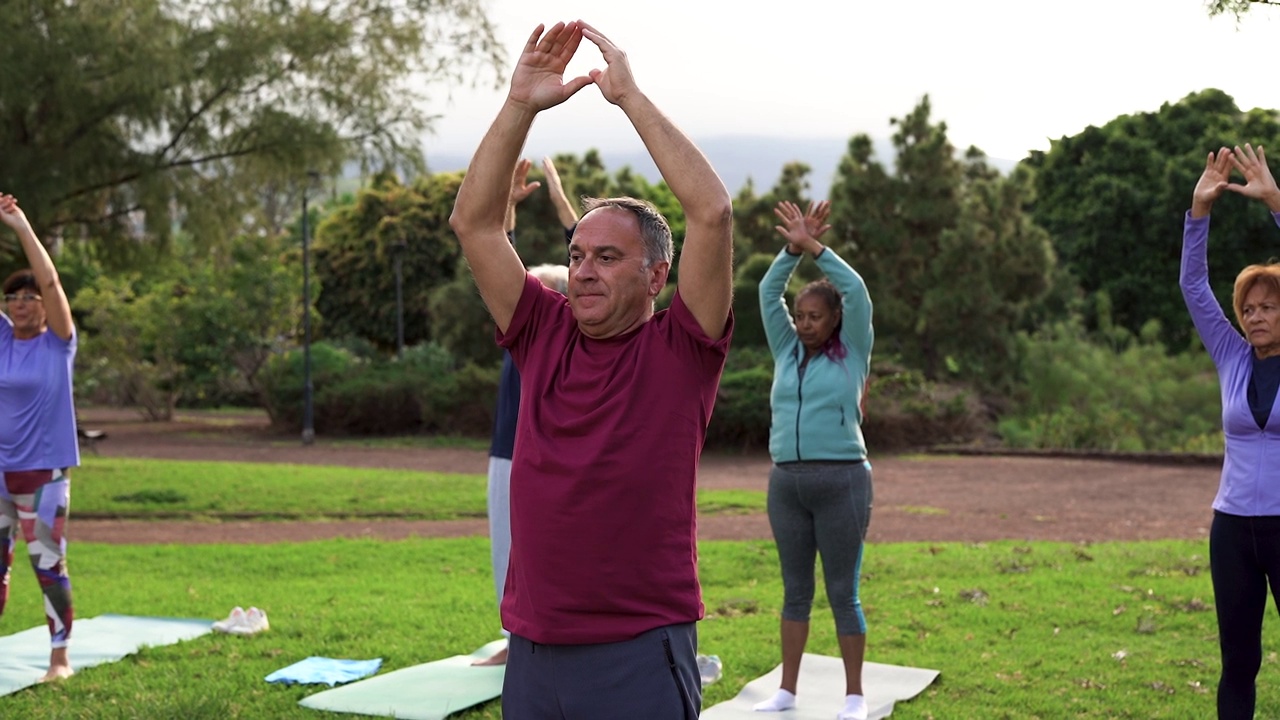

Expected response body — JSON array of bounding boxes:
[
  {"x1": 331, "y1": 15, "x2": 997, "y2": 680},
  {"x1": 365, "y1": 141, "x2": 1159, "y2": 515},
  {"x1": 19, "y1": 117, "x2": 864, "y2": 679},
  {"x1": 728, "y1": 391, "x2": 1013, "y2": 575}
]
[
  {"x1": 393, "y1": 238, "x2": 406, "y2": 360},
  {"x1": 300, "y1": 171, "x2": 320, "y2": 445}
]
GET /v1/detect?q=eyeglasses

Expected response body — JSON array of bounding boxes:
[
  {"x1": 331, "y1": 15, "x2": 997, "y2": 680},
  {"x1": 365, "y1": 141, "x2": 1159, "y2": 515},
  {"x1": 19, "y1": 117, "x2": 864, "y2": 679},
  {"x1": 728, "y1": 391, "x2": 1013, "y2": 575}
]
[{"x1": 3, "y1": 293, "x2": 41, "y2": 304}]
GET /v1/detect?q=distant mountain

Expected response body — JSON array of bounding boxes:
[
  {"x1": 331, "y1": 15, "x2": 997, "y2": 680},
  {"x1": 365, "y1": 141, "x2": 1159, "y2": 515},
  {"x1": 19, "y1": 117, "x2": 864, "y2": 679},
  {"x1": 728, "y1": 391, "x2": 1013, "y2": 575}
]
[{"x1": 421, "y1": 134, "x2": 1019, "y2": 199}]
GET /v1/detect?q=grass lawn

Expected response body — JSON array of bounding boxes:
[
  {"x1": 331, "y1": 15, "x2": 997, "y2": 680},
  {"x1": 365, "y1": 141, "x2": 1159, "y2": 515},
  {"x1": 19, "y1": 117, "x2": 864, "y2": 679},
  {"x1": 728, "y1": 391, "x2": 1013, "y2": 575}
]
[
  {"x1": 73, "y1": 457, "x2": 767, "y2": 519},
  {"x1": 1, "y1": 538, "x2": 1275, "y2": 718}
]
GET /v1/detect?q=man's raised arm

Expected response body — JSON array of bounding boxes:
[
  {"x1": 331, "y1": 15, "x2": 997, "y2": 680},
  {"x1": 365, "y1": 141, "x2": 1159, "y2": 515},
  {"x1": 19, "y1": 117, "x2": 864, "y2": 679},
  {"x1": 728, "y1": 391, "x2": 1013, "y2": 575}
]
[
  {"x1": 580, "y1": 22, "x2": 733, "y2": 341},
  {"x1": 450, "y1": 22, "x2": 592, "y2": 334}
]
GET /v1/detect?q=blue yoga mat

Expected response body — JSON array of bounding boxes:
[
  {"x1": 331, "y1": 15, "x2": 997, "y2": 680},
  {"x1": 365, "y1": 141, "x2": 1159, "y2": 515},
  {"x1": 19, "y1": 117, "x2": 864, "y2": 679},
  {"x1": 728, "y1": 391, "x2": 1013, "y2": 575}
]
[
  {"x1": 0, "y1": 614, "x2": 213, "y2": 697},
  {"x1": 266, "y1": 657, "x2": 384, "y2": 686}
]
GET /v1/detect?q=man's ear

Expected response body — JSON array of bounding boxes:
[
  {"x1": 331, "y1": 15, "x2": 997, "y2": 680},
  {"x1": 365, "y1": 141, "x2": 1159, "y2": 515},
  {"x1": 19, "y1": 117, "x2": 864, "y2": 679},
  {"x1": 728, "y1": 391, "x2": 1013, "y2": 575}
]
[{"x1": 647, "y1": 261, "x2": 671, "y2": 297}]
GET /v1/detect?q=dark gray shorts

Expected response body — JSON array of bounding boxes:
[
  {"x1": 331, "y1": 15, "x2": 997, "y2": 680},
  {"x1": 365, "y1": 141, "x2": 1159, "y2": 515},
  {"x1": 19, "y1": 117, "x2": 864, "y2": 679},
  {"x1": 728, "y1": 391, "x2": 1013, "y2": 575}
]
[{"x1": 502, "y1": 622, "x2": 700, "y2": 719}]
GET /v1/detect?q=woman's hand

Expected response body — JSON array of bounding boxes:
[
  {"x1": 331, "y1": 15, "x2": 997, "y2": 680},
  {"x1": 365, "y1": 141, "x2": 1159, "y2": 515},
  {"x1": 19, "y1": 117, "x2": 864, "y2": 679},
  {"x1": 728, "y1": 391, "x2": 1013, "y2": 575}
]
[
  {"x1": 0, "y1": 194, "x2": 34, "y2": 235},
  {"x1": 1228, "y1": 144, "x2": 1280, "y2": 213},
  {"x1": 774, "y1": 200, "x2": 830, "y2": 255},
  {"x1": 1191, "y1": 147, "x2": 1233, "y2": 219}
]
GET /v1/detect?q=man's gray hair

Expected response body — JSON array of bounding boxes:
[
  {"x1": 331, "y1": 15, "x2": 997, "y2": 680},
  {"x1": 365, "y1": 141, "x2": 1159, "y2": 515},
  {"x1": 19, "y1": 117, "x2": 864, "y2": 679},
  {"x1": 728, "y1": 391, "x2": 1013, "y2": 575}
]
[
  {"x1": 580, "y1": 197, "x2": 673, "y2": 268},
  {"x1": 529, "y1": 264, "x2": 569, "y2": 295}
]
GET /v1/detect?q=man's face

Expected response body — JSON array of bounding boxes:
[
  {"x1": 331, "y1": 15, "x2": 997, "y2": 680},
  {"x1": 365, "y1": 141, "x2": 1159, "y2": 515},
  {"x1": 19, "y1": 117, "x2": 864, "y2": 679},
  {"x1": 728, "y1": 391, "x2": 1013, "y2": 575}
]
[{"x1": 567, "y1": 207, "x2": 669, "y2": 339}]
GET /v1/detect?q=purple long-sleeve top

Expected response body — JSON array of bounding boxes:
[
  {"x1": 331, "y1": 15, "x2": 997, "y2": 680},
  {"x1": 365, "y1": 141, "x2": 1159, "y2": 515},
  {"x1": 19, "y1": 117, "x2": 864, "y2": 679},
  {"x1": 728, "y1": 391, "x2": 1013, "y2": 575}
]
[{"x1": 1180, "y1": 209, "x2": 1280, "y2": 516}]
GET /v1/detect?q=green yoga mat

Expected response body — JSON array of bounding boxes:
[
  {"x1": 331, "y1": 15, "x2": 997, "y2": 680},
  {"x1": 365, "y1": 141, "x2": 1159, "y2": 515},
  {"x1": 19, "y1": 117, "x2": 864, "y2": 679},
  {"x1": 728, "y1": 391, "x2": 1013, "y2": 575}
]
[
  {"x1": 299, "y1": 640, "x2": 506, "y2": 720},
  {"x1": 0, "y1": 614, "x2": 213, "y2": 697},
  {"x1": 702, "y1": 654, "x2": 939, "y2": 720}
]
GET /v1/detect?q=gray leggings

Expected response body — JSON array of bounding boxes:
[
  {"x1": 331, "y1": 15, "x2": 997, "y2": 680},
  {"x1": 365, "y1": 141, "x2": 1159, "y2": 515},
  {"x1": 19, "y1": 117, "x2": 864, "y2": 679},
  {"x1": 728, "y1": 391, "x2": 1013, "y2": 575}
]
[{"x1": 767, "y1": 460, "x2": 873, "y2": 636}]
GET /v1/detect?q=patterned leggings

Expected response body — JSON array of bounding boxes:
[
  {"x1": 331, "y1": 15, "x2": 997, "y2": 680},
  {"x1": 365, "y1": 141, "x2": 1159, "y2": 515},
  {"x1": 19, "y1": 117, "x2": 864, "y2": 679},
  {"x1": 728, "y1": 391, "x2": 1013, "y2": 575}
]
[{"x1": 0, "y1": 469, "x2": 73, "y2": 648}]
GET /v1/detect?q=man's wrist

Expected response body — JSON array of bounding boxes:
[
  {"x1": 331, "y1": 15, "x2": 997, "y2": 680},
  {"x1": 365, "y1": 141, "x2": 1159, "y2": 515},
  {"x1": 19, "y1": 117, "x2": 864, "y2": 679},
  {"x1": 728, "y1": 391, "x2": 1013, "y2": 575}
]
[{"x1": 615, "y1": 88, "x2": 650, "y2": 116}]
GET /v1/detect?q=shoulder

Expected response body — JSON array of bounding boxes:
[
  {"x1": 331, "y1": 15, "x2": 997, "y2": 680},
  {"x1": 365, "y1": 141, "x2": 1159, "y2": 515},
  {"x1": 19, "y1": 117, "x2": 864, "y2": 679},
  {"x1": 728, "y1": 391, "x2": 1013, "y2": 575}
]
[{"x1": 660, "y1": 290, "x2": 733, "y2": 346}]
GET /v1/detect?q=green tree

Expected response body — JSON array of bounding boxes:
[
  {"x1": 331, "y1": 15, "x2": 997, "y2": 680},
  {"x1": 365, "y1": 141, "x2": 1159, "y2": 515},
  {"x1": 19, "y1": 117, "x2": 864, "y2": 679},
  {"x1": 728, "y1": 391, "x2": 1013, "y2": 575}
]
[
  {"x1": 73, "y1": 275, "x2": 184, "y2": 419},
  {"x1": 1024, "y1": 89, "x2": 1280, "y2": 348},
  {"x1": 73, "y1": 231, "x2": 305, "y2": 418},
  {"x1": 923, "y1": 166, "x2": 1056, "y2": 386},
  {"x1": 733, "y1": 162, "x2": 816, "y2": 260},
  {"x1": 312, "y1": 172, "x2": 463, "y2": 351},
  {"x1": 507, "y1": 151, "x2": 611, "y2": 266},
  {"x1": 0, "y1": 0, "x2": 501, "y2": 266},
  {"x1": 828, "y1": 96, "x2": 961, "y2": 377},
  {"x1": 828, "y1": 96, "x2": 1056, "y2": 382},
  {"x1": 165, "y1": 233, "x2": 306, "y2": 410},
  {"x1": 427, "y1": 260, "x2": 500, "y2": 367},
  {"x1": 731, "y1": 252, "x2": 798, "y2": 349},
  {"x1": 1208, "y1": 0, "x2": 1278, "y2": 17}
]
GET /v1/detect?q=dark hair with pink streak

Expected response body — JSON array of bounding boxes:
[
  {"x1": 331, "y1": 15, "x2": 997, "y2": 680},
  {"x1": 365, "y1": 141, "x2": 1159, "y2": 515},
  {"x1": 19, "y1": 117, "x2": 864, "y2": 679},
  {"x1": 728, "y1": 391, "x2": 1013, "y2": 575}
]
[{"x1": 798, "y1": 279, "x2": 846, "y2": 362}]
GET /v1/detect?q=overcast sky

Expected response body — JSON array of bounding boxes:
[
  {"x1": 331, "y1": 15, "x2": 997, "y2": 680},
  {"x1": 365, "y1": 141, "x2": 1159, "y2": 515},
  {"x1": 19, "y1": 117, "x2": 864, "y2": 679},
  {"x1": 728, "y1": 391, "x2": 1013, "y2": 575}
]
[{"x1": 419, "y1": 0, "x2": 1278, "y2": 165}]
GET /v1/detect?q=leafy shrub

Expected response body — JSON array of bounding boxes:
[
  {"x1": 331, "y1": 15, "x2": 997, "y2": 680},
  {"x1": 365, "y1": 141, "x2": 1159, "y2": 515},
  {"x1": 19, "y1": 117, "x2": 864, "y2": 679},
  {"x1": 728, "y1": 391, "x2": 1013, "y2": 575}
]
[
  {"x1": 862, "y1": 360, "x2": 988, "y2": 452},
  {"x1": 260, "y1": 341, "x2": 500, "y2": 436},
  {"x1": 998, "y1": 320, "x2": 1220, "y2": 451},
  {"x1": 259, "y1": 342, "x2": 357, "y2": 428},
  {"x1": 317, "y1": 367, "x2": 426, "y2": 435},
  {"x1": 433, "y1": 361, "x2": 500, "y2": 436},
  {"x1": 706, "y1": 366, "x2": 774, "y2": 451},
  {"x1": 706, "y1": 352, "x2": 988, "y2": 454}
]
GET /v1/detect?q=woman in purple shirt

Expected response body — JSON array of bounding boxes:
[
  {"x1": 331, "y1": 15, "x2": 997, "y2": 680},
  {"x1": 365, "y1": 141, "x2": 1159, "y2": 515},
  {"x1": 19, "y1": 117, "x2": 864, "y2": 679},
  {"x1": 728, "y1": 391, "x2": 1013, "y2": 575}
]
[
  {"x1": 0, "y1": 193, "x2": 78, "y2": 682},
  {"x1": 1181, "y1": 143, "x2": 1280, "y2": 719}
]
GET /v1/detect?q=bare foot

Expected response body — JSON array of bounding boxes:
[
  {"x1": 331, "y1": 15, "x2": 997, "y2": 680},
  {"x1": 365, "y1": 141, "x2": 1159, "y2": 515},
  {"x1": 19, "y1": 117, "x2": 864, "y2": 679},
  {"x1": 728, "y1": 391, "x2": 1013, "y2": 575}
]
[
  {"x1": 38, "y1": 665, "x2": 74, "y2": 683},
  {"x1": 471, "y1": 646, "x2": 508, "y2": 666}
]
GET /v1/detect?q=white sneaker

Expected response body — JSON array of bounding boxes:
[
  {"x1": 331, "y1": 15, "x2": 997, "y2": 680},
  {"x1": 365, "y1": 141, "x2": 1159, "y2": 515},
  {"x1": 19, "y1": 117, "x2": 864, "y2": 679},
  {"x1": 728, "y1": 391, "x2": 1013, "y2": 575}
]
[
  {"x1": 212, "y1": 607, "x2": 245, "y2": 633},
  {"x1": 228, "y1": 607, "x2": 269, "y2": 635}
]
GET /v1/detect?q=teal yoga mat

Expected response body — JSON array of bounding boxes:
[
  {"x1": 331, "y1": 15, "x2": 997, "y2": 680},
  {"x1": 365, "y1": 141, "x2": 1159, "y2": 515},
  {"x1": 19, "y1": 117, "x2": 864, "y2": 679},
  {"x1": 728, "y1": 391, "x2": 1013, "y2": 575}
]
[
  {"x1": 702, "y1": 654, "x2": 939, "y2": 720},
  {"x1": 0, "y1": 614, "x2": 213, "y2": 697},
  {"x1": 298, "y1": 640, "x2": 506, "y2": 720}
]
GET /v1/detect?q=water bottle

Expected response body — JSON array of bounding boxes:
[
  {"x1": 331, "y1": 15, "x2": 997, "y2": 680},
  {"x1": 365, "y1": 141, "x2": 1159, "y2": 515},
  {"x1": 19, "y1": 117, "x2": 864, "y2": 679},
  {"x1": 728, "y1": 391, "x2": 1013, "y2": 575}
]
[{"x1": 696, "y1": 654, "x2": 722, "y2": 686}]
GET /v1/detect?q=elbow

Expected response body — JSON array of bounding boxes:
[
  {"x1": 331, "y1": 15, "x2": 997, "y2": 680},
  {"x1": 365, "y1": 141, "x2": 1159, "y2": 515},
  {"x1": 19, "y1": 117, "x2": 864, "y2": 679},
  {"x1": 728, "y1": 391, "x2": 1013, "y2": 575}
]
[
  {"x1": 689, "y1": 198, "x2": 733, "y2": 234},
  {"x1": 448, "y1": 202, "x2": 484, "y2": 241},
  {"x1": 450, "y1": 195, "x2": 504, "y2": 242},
  {"x1": 448, "y1": 204, "x2": 468, "y2": 237}
]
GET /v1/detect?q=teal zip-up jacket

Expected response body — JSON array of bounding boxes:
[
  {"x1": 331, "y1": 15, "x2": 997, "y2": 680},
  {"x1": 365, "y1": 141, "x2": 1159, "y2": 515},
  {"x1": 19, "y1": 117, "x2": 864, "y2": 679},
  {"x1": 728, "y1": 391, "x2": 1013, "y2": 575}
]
[{"x1": 759, "y1": 247, "x2": 873, "y2": 462}]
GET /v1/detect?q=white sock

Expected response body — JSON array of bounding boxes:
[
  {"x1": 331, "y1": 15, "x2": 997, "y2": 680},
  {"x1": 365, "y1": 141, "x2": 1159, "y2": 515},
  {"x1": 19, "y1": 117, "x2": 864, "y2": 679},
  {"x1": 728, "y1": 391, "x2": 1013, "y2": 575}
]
[
  {"x1": 753, "y1": 688, "x2": 796, "y2": 712},
  {"x1": 836, "y1": 693, "x2": 868, "y2": 720}
]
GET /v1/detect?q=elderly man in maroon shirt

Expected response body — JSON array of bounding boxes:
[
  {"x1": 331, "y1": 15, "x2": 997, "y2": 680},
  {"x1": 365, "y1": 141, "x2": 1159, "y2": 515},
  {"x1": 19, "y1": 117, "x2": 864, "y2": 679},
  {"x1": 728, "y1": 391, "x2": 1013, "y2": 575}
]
[{"x1": 449, "y1": 19, "x2": 733, "y2": 720}]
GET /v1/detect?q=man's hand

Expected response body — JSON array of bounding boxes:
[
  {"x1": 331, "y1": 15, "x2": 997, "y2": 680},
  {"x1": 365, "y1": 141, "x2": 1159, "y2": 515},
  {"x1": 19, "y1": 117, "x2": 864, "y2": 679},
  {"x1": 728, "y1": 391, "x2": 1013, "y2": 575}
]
[
  {"x1": 508, "y1": 22, "x2": 594, "y2": 113},
  {"x1": 1191, "y1": 147, "x2": 1233, "y2": 219},
  {"x1": 510, "y1": 158, "x2": 541, "y2": 205},
  {"x1": 1228, "y1": 144, "x2": 1280, "y2": 214},
  {"x1": 579, "y1": 22, "x2": 640, "y2": 107}
]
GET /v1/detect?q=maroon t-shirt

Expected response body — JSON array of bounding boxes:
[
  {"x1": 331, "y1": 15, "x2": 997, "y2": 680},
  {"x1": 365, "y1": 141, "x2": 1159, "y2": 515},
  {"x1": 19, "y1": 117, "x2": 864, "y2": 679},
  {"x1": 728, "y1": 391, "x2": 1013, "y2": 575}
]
[{"x1": 497, "y1": 273, "x2": 732, "y2": 644}]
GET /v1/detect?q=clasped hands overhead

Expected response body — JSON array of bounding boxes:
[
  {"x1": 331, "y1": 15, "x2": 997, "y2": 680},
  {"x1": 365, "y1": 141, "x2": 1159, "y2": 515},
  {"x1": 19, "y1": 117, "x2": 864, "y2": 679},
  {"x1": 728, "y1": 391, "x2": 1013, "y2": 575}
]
[{"x1": 506, "y1": 20, "x2": 642, "y2": 114}]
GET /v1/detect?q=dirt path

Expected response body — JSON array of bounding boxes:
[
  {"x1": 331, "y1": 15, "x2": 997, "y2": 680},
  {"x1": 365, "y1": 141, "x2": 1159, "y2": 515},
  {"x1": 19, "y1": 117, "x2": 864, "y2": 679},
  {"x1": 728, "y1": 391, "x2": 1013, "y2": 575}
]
[{"x1": 74, "y1": 408, "x2": 1224, "y2": 544}]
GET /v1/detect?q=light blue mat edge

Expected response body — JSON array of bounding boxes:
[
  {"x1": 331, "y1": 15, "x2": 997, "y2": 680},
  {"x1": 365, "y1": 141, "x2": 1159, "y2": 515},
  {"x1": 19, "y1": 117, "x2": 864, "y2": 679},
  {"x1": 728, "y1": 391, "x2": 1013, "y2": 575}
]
[
  {"x1": 298, "y1": 639, "x2": 506, "y2": 720},
  {"x1": 0, "y1": 614, "x2": 213, "y2": 697}
]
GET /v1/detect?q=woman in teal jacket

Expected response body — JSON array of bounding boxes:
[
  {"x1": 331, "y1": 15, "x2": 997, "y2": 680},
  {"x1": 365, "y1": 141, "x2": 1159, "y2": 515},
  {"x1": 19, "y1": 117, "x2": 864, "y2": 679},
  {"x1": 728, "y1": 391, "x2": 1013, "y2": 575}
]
[{"x1": 753, "y1": 200, "x2": 874, "y2": 720}]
